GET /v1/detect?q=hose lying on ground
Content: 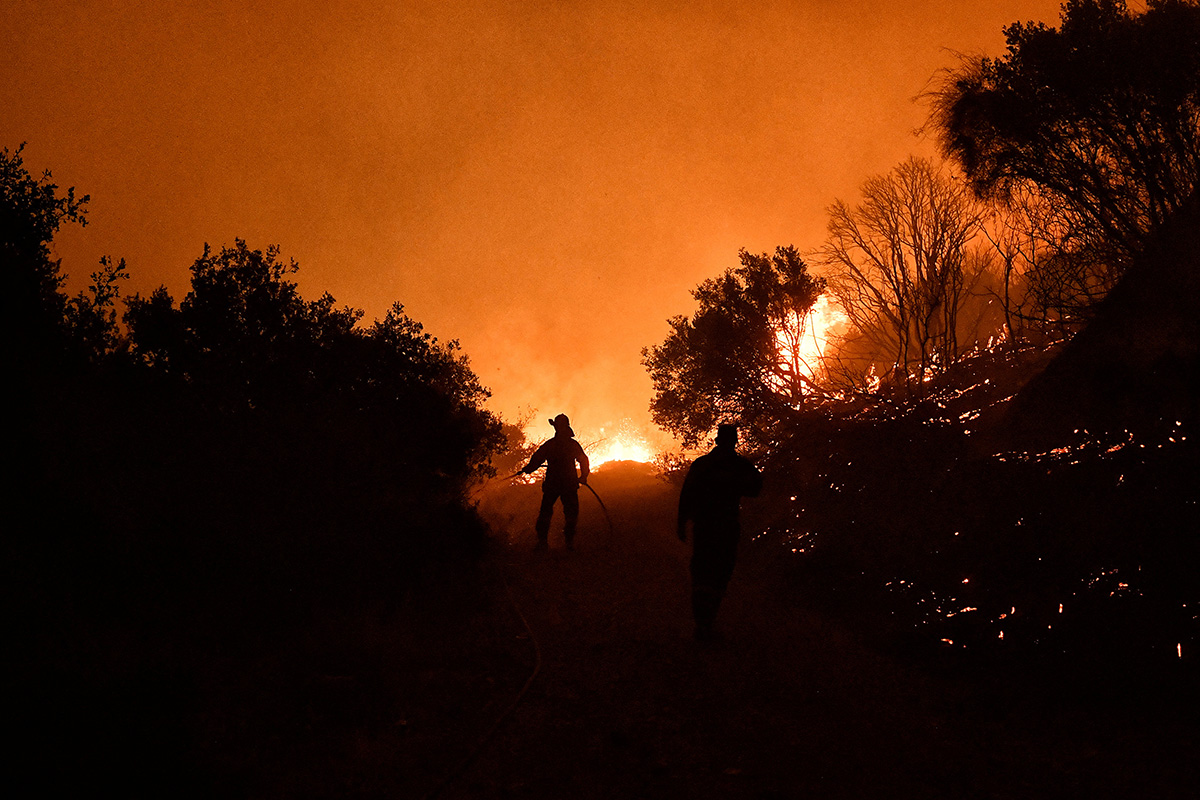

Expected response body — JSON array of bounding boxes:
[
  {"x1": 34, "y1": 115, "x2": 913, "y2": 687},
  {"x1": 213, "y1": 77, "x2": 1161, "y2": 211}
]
[{"x1": 422, "y1": 555, "x2": 542, "y2": 800}]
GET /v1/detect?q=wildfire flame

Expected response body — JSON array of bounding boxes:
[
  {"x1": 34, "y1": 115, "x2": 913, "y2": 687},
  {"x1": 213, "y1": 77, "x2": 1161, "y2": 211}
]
[
  {"x1": 523, "y1": 418, "x2": 657, "y2": 469},
  {"x1": 774, "y1": 296, "x2": 850, "y2": 387},
  {"x1": 589, "y1": 436, "x2": 655, "y2": 467},
  {"x1": 517, "y1": 298, "x2": 852, "y2": 473},
  {"x1": 587, "y1": 419, "x2": 656, "y2": 467}
]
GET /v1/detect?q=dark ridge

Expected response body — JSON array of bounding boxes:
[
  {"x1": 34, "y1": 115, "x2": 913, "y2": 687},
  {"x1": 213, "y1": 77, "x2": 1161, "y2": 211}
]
[{"x1": 1006, "y1": 195, "x2": 1200, "y2": 444}]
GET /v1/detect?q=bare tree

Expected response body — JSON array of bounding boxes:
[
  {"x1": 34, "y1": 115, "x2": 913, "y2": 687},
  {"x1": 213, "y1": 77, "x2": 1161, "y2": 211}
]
[
  {"x1": 977, "y1": 188, "x2": 1116, "y2": 342},
  {"x1": 818, "y1": 157, "x2": 994, "y2": 390}
]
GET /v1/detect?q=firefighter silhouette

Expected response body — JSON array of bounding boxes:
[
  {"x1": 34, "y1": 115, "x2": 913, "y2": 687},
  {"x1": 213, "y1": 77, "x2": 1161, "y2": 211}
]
[
  {"x1": 522, "y1": 414, "x2": 590, "y2": 550},
  {"x1": 677, "y1": 424, "x2": 763, "y2": 639}
]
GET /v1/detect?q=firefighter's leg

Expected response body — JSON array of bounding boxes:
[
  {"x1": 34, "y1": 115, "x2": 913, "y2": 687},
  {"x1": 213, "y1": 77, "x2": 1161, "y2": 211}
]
[
  {"x1": 690, "y1": 550, "x2": 722, "y2": 638},
  {"x1": 535, "y1": 491, "x2": 557, "y2": 549},
  {"x1": 691, "y1": 526, "x2": 738, "y2": 638},
  {"x1": 561, "y1": 490, "x2": 580, "y2": 549}
]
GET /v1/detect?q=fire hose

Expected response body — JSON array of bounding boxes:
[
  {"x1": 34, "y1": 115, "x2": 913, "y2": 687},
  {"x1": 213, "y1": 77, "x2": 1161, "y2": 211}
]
[
  {"x1": 474, "y1": 470, "x2": 615, "y2": 548},
  {"x1": 424, "y1": 474, "x2": 610, "y2": 797},
  {"x1": 581, "y1": 481, "x2": 615, "y2": 549},
  {"x1": 421, "y1": 558, "x2": 541, "y2": 800}
]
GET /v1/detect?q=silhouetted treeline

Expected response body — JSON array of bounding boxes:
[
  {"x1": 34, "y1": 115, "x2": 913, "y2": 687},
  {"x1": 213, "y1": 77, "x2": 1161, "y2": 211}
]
[
  {"x1": 7, "y1": 145, "x2": 505, "y2": 616},
  {"x1": 772, "y1": 1, "x2": 1199, "y2": 670},
  {"x1": 5, "y1": 143, "x2": 509, "y2": 792}
]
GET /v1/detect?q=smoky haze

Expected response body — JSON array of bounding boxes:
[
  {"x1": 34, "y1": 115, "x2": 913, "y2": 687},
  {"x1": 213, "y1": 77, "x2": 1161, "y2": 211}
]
[{"x1": 2, "y1": 0, "x2": 1063, "y2": 443}]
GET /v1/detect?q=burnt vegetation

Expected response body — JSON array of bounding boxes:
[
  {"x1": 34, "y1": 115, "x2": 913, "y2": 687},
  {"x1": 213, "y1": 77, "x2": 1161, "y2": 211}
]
[{"x1": 649, "y1": 0, "x2": 1198, "y2": 676}]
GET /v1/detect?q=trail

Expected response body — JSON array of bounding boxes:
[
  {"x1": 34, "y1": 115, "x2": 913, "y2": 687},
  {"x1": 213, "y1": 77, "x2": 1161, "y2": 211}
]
[
  {"x1": 397, "y1": 462, "x2": 1195, "y2": 799},
  {"x1": 331, "y1": 462, "x2": 1190, "y2": 800},
  {"x1": 463, "y1": 468, "x2": 940, "y2": 799}
]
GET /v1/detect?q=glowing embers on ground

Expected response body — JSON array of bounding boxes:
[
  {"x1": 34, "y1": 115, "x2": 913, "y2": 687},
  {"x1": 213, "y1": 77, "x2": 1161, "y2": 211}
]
[
  {"x1": 992, "y1": 420, "x2": 1189, "y2": 466},
  {"x1": 772, "y1": 296, "x2": 850, "y2": 394},
  {"x1": 880, "y1": 564, "x2": 1192, "y2": 658}
]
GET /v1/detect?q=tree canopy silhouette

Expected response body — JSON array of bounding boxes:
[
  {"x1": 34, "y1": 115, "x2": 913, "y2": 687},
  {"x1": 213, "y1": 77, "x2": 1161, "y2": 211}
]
[
  {"x1": 123, "y1": 239, "x2": 503, "y2": 484},
  {"x1": 2, "y1": 144, "x2": 89, "y2": 371},
  {"x1": 928, "y1": 0, "x2": 1200, "y2": 273},
  {"x1": 643, "y1": 245, "x2": 825, "y2": 450},
  {"x1": 7, "y1": 148, "x2": 509, "y2": 671},
  {"x1": 125, "y1": 240, "x2": 361, "y2": 410}
]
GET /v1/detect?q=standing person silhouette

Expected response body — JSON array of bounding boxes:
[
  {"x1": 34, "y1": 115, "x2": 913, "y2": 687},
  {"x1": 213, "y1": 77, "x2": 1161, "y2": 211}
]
[
  {"x1": 677, "y1": 424, "x2": 763, "y2": 640},
  {"x1": 522, "y1": 414, "x2": 590, "y2": 551}
]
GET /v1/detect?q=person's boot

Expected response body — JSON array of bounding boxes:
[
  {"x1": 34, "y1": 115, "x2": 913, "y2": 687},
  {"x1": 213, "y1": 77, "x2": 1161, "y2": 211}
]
[{"x1": 534, "y1": 536, "x2": 548, "y2": 552}]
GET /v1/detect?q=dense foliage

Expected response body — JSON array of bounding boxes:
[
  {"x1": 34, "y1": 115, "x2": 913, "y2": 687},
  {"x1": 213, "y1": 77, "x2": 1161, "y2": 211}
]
[
  {"x1": 7, "y1": 143, "x2": 505, "y2": 650},
  {"x1": 2, "y1": 144, "x2": 88, "y2": 370},
  {"x1": 642, "y1": 245, "x2": 825, "y2": 451},
  {"x1": 929, "y1": 0, "x2": 1200, "y2": 275}
]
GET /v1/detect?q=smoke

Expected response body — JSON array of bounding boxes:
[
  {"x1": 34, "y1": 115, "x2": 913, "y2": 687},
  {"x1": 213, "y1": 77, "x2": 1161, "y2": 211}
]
[{"x1": 4, "y1": 0, "x2": 1064, "y2": 458}]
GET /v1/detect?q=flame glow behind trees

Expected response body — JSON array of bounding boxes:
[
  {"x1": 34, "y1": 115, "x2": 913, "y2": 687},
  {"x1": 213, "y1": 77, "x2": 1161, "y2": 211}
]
[
  {"x1": 772, "y1": 295, "x2": 851, "y2": 396},
  {"x1": 521, "y1": 418, "x2": 658, "y2": 468}
]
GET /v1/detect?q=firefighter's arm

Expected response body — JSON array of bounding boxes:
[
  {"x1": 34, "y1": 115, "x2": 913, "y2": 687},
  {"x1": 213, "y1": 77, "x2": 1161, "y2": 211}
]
[
  {"x1": 676, "y1": 469, "x2": 694, "y2": 541},
  {"x1": 521, "y1": 443, "x2": 548, "y2": 474},
  {"x1": 576, "y1": 442, "x2": 590, "y2": 485}
]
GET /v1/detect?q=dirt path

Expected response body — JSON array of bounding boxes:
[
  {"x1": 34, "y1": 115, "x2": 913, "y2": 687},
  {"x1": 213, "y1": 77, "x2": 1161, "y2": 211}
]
[
  {"x1": 394, "y1": 463, "x2": 1195, "y2": 800},
  {"x1": 461, "y1": 472, "x2": 946, "y2": 799}
]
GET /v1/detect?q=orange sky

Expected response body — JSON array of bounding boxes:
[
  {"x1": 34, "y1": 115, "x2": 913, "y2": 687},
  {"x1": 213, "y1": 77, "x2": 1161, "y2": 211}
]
[{"x1": 3, "y1": 0, "x2": 1066, "y2": 450}]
